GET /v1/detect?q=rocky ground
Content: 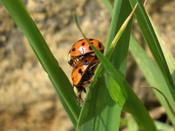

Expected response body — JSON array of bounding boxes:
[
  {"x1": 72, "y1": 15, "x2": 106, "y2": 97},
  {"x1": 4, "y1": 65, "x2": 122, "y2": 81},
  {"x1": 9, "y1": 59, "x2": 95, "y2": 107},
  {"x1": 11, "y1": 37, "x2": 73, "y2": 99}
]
[{"x1": 0, "y1": 0, "x2": 174, "y2": 130}]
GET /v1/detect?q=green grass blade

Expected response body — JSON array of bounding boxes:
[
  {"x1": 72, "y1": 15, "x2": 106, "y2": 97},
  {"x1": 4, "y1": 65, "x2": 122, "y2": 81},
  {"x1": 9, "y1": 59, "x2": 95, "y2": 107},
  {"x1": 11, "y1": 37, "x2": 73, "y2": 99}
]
[
  {"x1": 105, "y1": 74, "x2": 126, "y2": 107},
  {"x1": 93, "y1": 43, "x2": 156, "y2": 130},
  {"x1": 0, "y1": 0, "x2": 80, "y2": 126},
  {"x1": 102, "y1": 0, "x2": 113, "y2": 16},
  {"x1": 102, "y1": 0, "x2": 135, "y2": 78},
  {"x1": 105, "y1": 0, "x2": 129, "y2": 51},
  {"x1": 129, "y1": 0, "x2": 175, "y2": 100},
  {"x1": 49, "y1": 76, "x2": 77, "y2": 126},
  {"x1": 109, "y1": 3, "x2": 137, "y2": 50},
  {"x1": 150, "y1": 17, "x2": 175, "y2": 86},
  {"x1": 105, "y1": 1, "x2": 135, "y2": 74},
  {"x1": 130, "y1": 34, "x2": 175, "y2": 126},
  {"x1": 77, "y1": 66, "x2": 121, "y2": 131}
]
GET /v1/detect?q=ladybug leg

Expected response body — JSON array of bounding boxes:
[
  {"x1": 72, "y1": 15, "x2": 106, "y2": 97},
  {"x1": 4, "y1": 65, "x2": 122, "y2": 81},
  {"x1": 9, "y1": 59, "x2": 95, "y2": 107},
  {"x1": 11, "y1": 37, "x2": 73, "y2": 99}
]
[
  {"x1": 87, "y1": 62, "x2": 99, "y2": 76},
  {"x1": 82, "y1": 62, "x2": 99, "y2": 85},
  {"x1": 83, "y1": 79, "x2": 98, "y2": 84},
  {"x1": 80, "y1": 61, "x2": 99, "y2": 85},
  {"x1": 89, "y1": 62, "x2": 99, "y2": 71}
]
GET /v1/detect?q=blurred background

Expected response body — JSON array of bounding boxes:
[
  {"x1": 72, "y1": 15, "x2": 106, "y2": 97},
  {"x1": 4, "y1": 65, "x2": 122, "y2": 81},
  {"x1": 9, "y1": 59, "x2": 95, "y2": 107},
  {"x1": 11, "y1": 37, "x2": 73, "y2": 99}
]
[{"x1": 0, "y1": 0, "x2": 174, "y2": 130}]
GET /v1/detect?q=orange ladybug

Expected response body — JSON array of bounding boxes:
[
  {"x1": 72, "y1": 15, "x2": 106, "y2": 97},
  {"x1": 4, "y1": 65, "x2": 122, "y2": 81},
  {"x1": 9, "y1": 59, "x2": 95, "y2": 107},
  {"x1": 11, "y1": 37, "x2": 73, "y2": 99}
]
[
  {"x1": 71, "y1": 56, "x2": 99, "y2": 102},
  {"x1": 68, "y1": 38, "x2": 104, "y2": 67}
]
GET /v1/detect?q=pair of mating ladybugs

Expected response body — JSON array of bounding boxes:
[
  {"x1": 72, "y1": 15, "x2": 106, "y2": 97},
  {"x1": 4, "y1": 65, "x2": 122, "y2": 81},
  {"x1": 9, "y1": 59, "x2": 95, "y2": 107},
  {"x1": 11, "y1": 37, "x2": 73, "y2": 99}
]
[{"x1": 68, "y1": 38, "x2": 105, "y2": 103}]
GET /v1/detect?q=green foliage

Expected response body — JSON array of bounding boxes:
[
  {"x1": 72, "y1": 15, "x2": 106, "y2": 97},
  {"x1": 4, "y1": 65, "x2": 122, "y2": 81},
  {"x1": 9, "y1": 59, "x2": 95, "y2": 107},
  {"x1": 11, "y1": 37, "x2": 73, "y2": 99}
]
[
  {"x1": 1, "y1": 0, "x2": 175, "y2": 130},
  {"x1": 130, "y1": 34, "x2": 175, "y2": 126},
  {"x1": 129, "y1": 0, "x2": 175, "y2": 100}
]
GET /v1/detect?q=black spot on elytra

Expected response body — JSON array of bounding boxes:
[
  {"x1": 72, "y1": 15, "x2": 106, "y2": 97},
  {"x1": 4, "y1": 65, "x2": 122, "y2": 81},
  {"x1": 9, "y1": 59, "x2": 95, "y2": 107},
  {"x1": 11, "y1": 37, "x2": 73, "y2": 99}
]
[
  {"x1": 84, "y1": 60, "x2": 89, "y2": 65},
  {"x1": 72, "y1": 48, "x2": 75, "y2": 51},
  {"x1": 82, "y1": 42, "x2": 85, "y2": 45},
  {"x1": 98, "y1": 42, "x2": 102, "y2": 48},
  {"x1": 89, "y1": 38, "x2": 94, "y2": 41},
  {"x1": 89, "y1": 46, "x2": 92, "y2": 50},
  {"x1": 78, "y1": 69, "x2": 83, "y2": 75}
]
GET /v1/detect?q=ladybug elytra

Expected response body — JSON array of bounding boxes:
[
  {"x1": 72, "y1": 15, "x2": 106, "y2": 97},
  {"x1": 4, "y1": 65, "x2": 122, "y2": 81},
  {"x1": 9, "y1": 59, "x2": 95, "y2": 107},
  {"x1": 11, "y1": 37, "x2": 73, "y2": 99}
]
[
  {"x1": 71, "y1": 56, "x2": 99, "y2": 100},
  {"x1": 68, "y1": 38, "x2": 104, "y2": 67}
]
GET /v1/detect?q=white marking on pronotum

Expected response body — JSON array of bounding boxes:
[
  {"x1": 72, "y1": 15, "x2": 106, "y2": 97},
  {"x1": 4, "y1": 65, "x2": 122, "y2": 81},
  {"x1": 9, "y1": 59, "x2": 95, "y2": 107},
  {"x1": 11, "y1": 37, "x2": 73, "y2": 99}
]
[{"x1": 79, "y1": 47, "x2": 85, "y2": 54}]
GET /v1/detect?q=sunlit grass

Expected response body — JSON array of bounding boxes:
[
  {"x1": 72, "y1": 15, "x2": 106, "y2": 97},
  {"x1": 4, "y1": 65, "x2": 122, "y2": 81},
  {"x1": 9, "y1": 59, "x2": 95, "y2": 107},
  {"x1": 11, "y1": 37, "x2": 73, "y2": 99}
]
[{"x1": 1, "y1": 0, "x2": 175, "y2": 130}]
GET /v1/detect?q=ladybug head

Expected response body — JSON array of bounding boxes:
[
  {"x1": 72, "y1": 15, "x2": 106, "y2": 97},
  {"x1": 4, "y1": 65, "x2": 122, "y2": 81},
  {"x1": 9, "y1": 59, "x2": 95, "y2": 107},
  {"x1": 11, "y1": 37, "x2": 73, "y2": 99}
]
[{"x1": 68, "y1": 60, "x2": 73, "y2": 66}]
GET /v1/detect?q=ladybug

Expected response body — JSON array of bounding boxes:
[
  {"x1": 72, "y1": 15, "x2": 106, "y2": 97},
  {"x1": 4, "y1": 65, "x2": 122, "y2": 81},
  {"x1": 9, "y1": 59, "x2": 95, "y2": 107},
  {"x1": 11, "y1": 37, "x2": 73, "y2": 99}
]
[
  {"x1": 71, "y1": 56, "x2": 99, "y2": 102},
  {"x1": 68, "y1": 38, "x2": 104, "y2": 67}
]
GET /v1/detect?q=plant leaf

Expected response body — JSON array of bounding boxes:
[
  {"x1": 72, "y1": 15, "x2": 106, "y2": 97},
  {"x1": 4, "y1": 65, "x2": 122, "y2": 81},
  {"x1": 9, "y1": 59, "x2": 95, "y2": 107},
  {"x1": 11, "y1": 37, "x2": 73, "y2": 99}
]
[
  {"x1": 105, "y1": 74, "x2": 126, "y2": 107},
  {"x1": 130, "y1": 34, "x2": 175, "y2": 126},
  {"x1": 129, "y1": 0, "x2": 175, "y2": 100},
  {"x1": 77, "y1": 67, "x2": 121, "y2": 130}
]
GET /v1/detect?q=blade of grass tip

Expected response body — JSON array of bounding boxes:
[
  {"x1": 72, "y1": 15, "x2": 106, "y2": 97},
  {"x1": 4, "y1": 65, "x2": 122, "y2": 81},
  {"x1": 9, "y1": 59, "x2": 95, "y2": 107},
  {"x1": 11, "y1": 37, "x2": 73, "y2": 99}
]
[
  {"x1": 110, "y1": 3, "x2": 137, "y2": 49},
  {"x1": 129, "y1": 0, "x2": 175, "y2": 100},
  {"x1": 104, "y1": 0, "x2": 123, "y2": 50},
  {"x1": 103, "y1": 0, "x2": 133, "y2": 75},
  {"x1": 0, "y1": 0, "x2": 80, "y2": 125},
  {"x1": 74, "y1": 11, "x2": 156, "y2": 131},
  {"x1": 106, "y1": 3, "x2": 138, "y2": 59},
  {"x1": 73, "y1": 11, "x2": 89, "y2": 41}
]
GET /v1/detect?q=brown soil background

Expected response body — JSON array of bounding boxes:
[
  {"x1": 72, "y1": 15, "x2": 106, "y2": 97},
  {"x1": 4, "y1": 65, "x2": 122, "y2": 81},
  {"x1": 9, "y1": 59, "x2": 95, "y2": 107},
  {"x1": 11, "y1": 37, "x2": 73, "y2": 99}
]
[{"x1": 0, "y1": 0, "x2": 174, "y2": 130}]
